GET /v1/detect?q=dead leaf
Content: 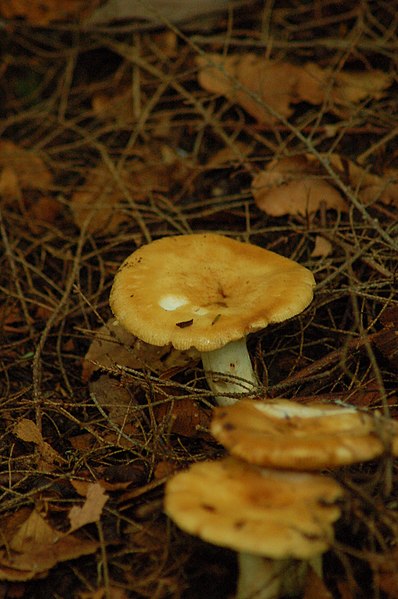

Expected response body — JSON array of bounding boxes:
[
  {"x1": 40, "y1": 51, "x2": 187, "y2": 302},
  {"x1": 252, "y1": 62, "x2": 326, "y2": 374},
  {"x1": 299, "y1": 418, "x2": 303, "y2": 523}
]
[
  {"x1": 206, "y1": 141, "x2": 253, "y2": 168},
  {"x1": 89, "y1": 374, "x2": 140, "y2": 425},
  {"x1": 373, "y1": 307, "x2": 398, "y2": 370},
  {"x1": 68, "y1": 483, "x2": 109, "y2": 532},
  {"x1": 9, "y1": 511, "x2": 58, "y2": 553},
  {"x1": 320, "y1": 155, "x2": 398, "y2": 207},
  {"x1": 13, "y1": 419, "x2": 66, "y2": 468},
  {"x1": 197, "y1": 54, "x2": 392, "y2": 124},
  {"x1": 303, "y1": 566, "x2": 333, "y2": 598},
  {"x1": 0, "y1": 141, "x2": 52, "y2": 196},
  {"x1": 153, "y1": 397, "x2": 211, "y2": 437},
  {"x1": 0, "y1": 510, "x2": 99, "y2": 581},
  {"x1": 153, "y1": 461, "x2": 177, "y2": 479},
  {"x1": 92, "y1": 87, "x2": 136, "y2": 123},
  {"x1": 0, "y1": 535, "x2": 99, "y2": 581},
  {"x1": 71, "y1": 478, "x2": 130, "y2": 496},
  {"x1": 0, "y1": 0, "x2": 100, "y2": 25},
  {"x1": 83, "y1": 318, "x2": 198, "y2": 382},
  {"x1": 197, "y1": 53, "x2": 299, "y2": 123},
  {"x1": 28, "y1": 196, "x2": 61, "y2": 229},
  {"x1": 253, "y1": 153, "x2": 398, "y2": 216},
  {"x1": 0, "y1": 304, "x2": 31, "y2": 333},
  {"x1": 252, "y1": 156, "x2": 347, "y2": 216},
  {"x1": 297, "y1": 62, "x2": 392, "y2": 107},
  {"x1": 311, "y1": 235, "x2": 333, "y2": 258},
  {"x1": 70, "y1": 159, "x2": 170, "y2": 235}
]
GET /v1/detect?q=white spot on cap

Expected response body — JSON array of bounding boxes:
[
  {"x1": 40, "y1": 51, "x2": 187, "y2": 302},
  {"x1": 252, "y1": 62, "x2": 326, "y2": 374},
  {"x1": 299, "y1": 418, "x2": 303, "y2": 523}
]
[{"x1": 159, "y1": 294, "x2": 188, "y2": 311}]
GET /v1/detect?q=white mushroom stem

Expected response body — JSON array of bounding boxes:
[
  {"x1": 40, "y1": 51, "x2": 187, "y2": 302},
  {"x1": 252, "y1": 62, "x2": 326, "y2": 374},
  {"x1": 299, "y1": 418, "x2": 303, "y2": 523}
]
[
  {"x1": 237, "y1": 553, "x2": 320, "y2": 599},
  {"x1": 200, "y1": 338, "x2": 258, "y2": 406}
]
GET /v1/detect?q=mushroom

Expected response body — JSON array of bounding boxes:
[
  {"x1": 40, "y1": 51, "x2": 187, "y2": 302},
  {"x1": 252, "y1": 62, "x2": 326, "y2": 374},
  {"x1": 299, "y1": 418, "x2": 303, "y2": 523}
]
[
  {"x1": 164, "y1": 457, "x2": 344, "y2": 599},
  {"x1": 110, "y1": 234, "x2": 315, "y2": 405},
  {"x1": 211, "y1": 398, "x2": 398, "y2": 469}
]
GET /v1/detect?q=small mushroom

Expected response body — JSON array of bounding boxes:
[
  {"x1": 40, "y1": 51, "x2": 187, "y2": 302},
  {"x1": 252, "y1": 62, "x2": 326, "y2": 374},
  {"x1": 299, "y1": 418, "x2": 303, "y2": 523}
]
[
  {"x1": 211, "y1": 399, "x2": 398, "y2": 469},
  {"x1": 110, "y1": 234, "x2": 315, "y2": 405},
  {"x1": 164, "y1": 457, "x2": 344, "y2": 599}
]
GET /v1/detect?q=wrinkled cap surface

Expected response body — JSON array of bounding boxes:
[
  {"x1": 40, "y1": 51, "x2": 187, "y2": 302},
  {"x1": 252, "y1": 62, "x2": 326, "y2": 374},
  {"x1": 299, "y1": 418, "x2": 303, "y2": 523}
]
[
  {"x1": 110, "y1": 234, "x2": 315, "y2": 351},
  {"x1": 164, "y1": 457, "x2": 343, "y2": 559},
  {"x1": 211, "y1": 399, "x2": 397, "y2": 469}
]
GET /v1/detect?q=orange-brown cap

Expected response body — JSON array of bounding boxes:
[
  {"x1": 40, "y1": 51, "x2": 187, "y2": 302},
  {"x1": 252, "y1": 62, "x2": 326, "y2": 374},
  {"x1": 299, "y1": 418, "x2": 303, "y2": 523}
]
[
  {"x1": 164, "y1": 457, "x2": 343, "y2": 559},
  {"x1": 211, "y1": 399, "x2": 397, "y2": 469},
  {"x1": 110, "y1": 234, "x2": 315, "y2": 351}
]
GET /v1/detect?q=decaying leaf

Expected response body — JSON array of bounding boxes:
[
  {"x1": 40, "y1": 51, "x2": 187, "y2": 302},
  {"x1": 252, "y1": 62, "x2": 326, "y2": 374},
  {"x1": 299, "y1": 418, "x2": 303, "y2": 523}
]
[
  {"x1": 69, "y1": 483, "x2": 109, "y2": 532},
  {"x1": 197, "y1": 53, "x2": 299, "y2": 123},
  {"x1": 89, "y1": 374, "x2": 139, "y2": 425},
  {"x1": 373, "y1": 306, "x2": 398, "y2": 370},
  {"x1": 318, "y1": 154, "x2": 398, "y2": 207},
  {"x1": 0, "y1": 0, "x2": 100, "y2": 25},
  {"x1": 197, "y1": 53, "x2": 392, "y2": 123},
  {"x1": 83, "y1": 318, "x2": 199, "y2": 382},
  {"x1": 28, "y1": 196, "x2": 62, "y2": 229},
  {"x1": 14, "y1": 419, "x2": 66, "y2": 468},
  {"x1": 206, "y1": 141, "x2": 254, "y2": 168},
  {"x1": 0, "y1": 510, "x2": 99, "y2": 581},
  {"x1": 0, "y1": 140, "x2": 52, "y2": 197},
  {"x1": 252, "y1": 153, "x2": 398, "y2": 217},
  {"x1": 297, "y1": 62, "x2": 392, "y2": 107},
  {"x1": 153, "y1": 397, "x2": 211, "y2": 437},
  {"x1": 252, "y1": 155, "x2": 347, "y2": 216},
  {"x1": 303, "y1": 565, "x2": 334, "y2": 598},
  {"x1": 70, "y1": 159, "x2": 169, "y2": 235},
  {"x1": 311, "y1": 235, "x2": 333, "y2": 258}
]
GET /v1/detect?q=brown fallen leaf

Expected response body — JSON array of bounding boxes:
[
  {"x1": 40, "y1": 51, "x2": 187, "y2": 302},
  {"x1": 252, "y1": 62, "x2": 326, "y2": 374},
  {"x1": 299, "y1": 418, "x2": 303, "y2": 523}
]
[
  {"x1": 311, "y1": 235, "x2": 333, "y2": 258},
  {"x1": 297, "y1": 62, "x2": 392, "y2": 108},
  {"x1": 28, "y1": 196, "x2": 62, "y2": 230},
  {"x1": 252, "y1": 155, "x2": 347, "y2": 216},
  {"x1": 68, "y1": 482, "x2": 109, "y2": 532},
  {"x1": 14, "y1": 419, "x2": 66, "y2": 468},
  {"x1": 197, "y1": 53, "x2": 299, "y2": 123},
  {"x1": 0, "y1": 140, "x2": 52, "y2": 196},
  {"x1": 197, "y1": 54, "x2": 392, "y2": 124},
  {"x1": 318, "y1": 154, "x2": 398, "y2": 207},
  {"x1": 303, "y1": 565, "x2": 333, "y2": 599},
  {"x1": 153, "y1": 396, "x2": 211, "y2": 437},
  {"x1": 0, "y1": 510, "x2": 99, "y2": 581},
  {"x1": 253, "y1": 153, "x2": 398, "y2": 216},
  {"x1": 0, "y1": 0, "x2": 100, "y2": 25},
  {"x1": 70, "y1": 155, "x2": 172, "y2": 235},
  {"x1": 10, "y1": 510, "x2": 59, "y2": 553},
  {"x1": 89, "y1": 374, "x2": 139, "y2": 426},
  {"x1": 205, "y1": 141, "x2": 254, "y2": 169},
  {"x1": 92, "y1": 87, "x2": 136, "y2": 123},
  {"x1": 83, "y1": 318, "x2": 198, "y2": 382}
]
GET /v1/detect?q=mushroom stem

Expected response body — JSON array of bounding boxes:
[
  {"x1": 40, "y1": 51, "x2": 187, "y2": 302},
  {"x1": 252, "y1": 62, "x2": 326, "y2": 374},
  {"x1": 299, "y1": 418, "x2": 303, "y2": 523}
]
[
  {"x1": 237, "y1": 553, "x2": 311, "y2": 599},
  {"x1": 200, "y1": 338, "x2": 257, "y2": 406},
  {"x1": 237, "y1": 553, "x2": 284, "y2": 599}
]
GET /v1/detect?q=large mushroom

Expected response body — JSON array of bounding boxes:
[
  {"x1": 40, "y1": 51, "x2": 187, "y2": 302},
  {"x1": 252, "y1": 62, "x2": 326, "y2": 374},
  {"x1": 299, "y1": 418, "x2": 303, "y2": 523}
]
[
  {"x1": 110, "y1": 234, "x2": 315, "y2": 405},
  {"x1": 164, "y1": 457, "x2": 344, "y2": 599},
  {"x1": 211, "y1": 398, "x2": 398, "y2": 469}
]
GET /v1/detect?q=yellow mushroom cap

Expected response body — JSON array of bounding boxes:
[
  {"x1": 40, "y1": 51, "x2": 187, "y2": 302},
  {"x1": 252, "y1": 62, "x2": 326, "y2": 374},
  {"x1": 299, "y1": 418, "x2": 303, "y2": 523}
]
[
  {"x1": 110, "y1": 234, "x2": 315, "y2": 351},
  {"x1": 211, "y1": 399, "x2": 397, "y2": 469},
  {"x1": 164, "y1": 457, "x2": 343, "y2": 559}
]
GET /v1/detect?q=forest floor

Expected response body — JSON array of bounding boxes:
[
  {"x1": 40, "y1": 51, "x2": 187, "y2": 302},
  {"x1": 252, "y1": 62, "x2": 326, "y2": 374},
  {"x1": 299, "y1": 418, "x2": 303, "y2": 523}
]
[{"x1": 0, "y1": 1, "x2": 398, "y2": 598}]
